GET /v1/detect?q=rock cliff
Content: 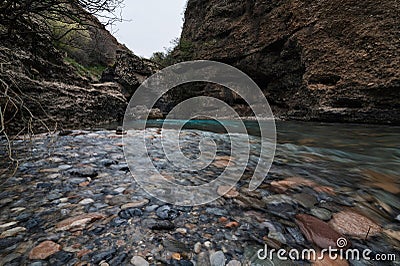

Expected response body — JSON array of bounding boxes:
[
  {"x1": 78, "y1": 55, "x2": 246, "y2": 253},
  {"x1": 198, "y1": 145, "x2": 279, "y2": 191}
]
[
  {"x1": 0, "y1": 9, "x2": 153, "y2": 134},
  {"x1": 179, "y1": 0, "x2": 400, "y2": 124}
]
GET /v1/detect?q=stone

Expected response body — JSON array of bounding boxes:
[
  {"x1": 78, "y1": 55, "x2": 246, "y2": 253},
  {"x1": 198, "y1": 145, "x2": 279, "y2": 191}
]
[
  {"x1": 197, "y1": 252, "x2": 211, "y2": 266},
  {"x1": 156, "y1": 205, "x2": 179, "y2": 220},
  {"x1": 226, "y1": 260, "x2": 241, "y2": 266},
  {"x1": 295, "y1": 214, "x2": 350, "y2": 249},
  {"x1": 0, "y1": 227, "x2": 26, "y2": 238},
  {"x1": 194, "y1": 242, "x2": 202, "y2": 253},
  {"x1": 29, "y1": 241, "x2": 61, "y2": 260},
  {"x1": 270, "y1": 177, "x2": 316, "y2": 192},
  {"x1": 56, "y1": 213, "x2": 106, "y2": 231},
  {"x1": 0, "y1": 222, "x2": 18, "y2": 229},
  {"x1": 79, "y1": 198, "x2": 94, "y2": 205},
  {"x1": 131, "y1": 256, "x2": 149, "y2": 266},
  {"x1": 206, "y1": 208, "x2": 228, "y2": 216},
  {"x1": 225, "y1": 221, "x2": 240, "y2": 228},
  {"x1": 176, "y1": 228, "x2": 187, "y2": 235},
  {"x1": 210, "y1": 251, "x2": 226, "y2": 266},
  {"x1": 121, "y1": 199, "x2": 149, "y2": 210},
  {"x1": 116, "y1": 127, "x2": 127, "y2": 135},
  {"x1": 172, "y1": 253, "x2": 181, "y2": 260},
  {"x1": 310, "y1": 207, "x2": 332, "y2": 221},
  {"x1": 293, "y1": 193, "x2": 317, "y2": 208},
  {"x1": 329, "y1": 210, "x2": 382, "y2": 238},
  {"x1": 217, "y1": 186, "x2": 239, "y2": 198},
  {"x1": 118, "y1": 208, "x2": 143, "y2": 219},
  {"x1": 91, "y1": 249, "x2": 116, "y2": 264}
]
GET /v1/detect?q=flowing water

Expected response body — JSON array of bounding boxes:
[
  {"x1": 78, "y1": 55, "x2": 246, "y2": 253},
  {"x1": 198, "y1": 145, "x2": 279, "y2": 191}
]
[{"x1": 0, "y1": 120, "x2": 399, "y2": 265}]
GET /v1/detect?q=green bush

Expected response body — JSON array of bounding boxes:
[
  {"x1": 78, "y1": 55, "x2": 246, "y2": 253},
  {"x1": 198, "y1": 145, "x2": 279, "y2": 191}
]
[
  {"x1": 150, "y1": 38, "x2": 194, "y2": 67},
  {"x1": 64, "y1": 57, "x2": 106, "y2": 80}
]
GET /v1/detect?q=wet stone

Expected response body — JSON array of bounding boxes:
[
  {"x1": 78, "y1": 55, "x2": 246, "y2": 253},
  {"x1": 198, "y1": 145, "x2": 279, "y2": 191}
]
[
  {"x1": 29, "y1": 241, "x2": 61, "y2": 260},
  {"x1": 91, "y1": 248, "x2": 116, "y2": 264},
  {"x1": 266, "y1": 203, "x2": 297, "y2": 220},
  {"x1": 121, "y1": 199, "x2": 149, "y2": 210},
  {"x1": 295, "y1": 214, "x2": 350, "y2": 249},
  {"x1": 226, "y1": 260, "x2": 241, "y2": 266},
  {"x1": 292, "y1": 193, "x2": 317, "y2": 209},
  {"x1": 170, "y1": 259, "x2": 194, "y2": 266},
  {"x1": 118, "y1": 208, "x2": 143, "y2": 219},
  {"x1": 130, "y1": 256, "x2": 149, "y2": 266},
  {"x1": 206, "y1": 208, "x2": 228, "y2": 216},
  {"x1": 310, "y1": 207, "x2": 332, "y2": 221},
  {"x1": 109, "y1": 253, "x2": 128, "y2": 265},
  {"x1": 0, "y1": 236, "x2": 23, "y2": 250},
  {"x1": 156, "y1": 205, "x2": 179, "y2": 220},
  {"x1": 26, "y1": 217, "x2": 43, "y2": 231},
  {"x1": 197, "y1": 252, "x2": 211, "y2": 266},
  {"x1": 37, "y1": 183, "x2": 52, "y2": 189},
  {"x1": 49, "y1": 251, "x2": 74, "y2": 265},
  {"x1": 110, "y1": 217, "x2": 128, "y2": 227},
  {"x1": 0, "y1": 226, "x2": 26, "y2": 238},
  {"x1": 210, "y1": 251, "x2": 226, "y2": 266},
  {"x1": 286, "y1": 226, "x2": 305, "y2": 245},
  {"x1": 68, "y1": 168, "x2": 98, "y2": 178},
  {"x1": 79, "y1": 198, "x2": 94, "y2": 205},
  {"x1": 99, "y1": 159, "x2": 116, "y2": 167}
]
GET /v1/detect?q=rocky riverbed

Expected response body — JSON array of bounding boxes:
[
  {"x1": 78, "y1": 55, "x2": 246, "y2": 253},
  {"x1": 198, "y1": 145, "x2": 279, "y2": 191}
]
[{"x1": 0, "y1": 126, "x2": 399, "y2": 265}]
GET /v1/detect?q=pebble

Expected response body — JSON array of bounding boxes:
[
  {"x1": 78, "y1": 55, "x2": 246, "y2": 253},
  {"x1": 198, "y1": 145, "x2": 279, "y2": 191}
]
[
  {"x1": 29, "y1": 241, "x2": 61, "y2": 260},
  {"x1": 329, "y1": 210, "x2": 382, "y2": 238},
  {"x1": 156, "y1": 205, "x2": 179, "y2": 220},
  {"x1": 217, "y1": 186, "x2": 239, "y2": 198},
  {"x1": 206, "y1": 208, "x2": 228, "y2": 216},
  {"x1": 0, "y1": 222, "x2": 18, "y2": 229},
  {"x1": 197, "y1": 252, "x2": 211, "y2": 266},
  {"x1": 0, "y1": 129, "x2": 397, "y2": 264},
  {"x1": 0, "y1": 227, "x2": 26, "y2": 238},
  {"x1": 131, "y1": 256, "x2": 149, "y2": 266},
  {"x1": 226, "y1": 260, "x2": 241, "y2": 266},
  {"x1": 310, "y1": 207, "x2": 332, "y2": 221},
  {"x1": 91, "y1": 249, "x2": 116, "y2": 264},
  {"x1": 293, "y1": 193, "x2": 317, "y2": 208},
  {"x1": 118, "y1": 208, "x2": 143, "y2": 219},
  {"x1": 56, "y1": 213, "x2": 106, "y2": 231},
  {"x1": 176, "y1": 228, "x2": 187, "y2": 235},
  {"x1": 194, "y1": 242, "x2": 202, "y2": 253},
  {"x1": 210, "y1": 251, "x2": 226, "y2": 266},
  {"x1": 121, "y1": 199, "x2": 149, "y2": 210},
  {"x1": 79, "y1": 198, "x2": 94, "y2": 205},
  {"x1": 295, "y1": 214, "x2": 350, "y2": 249}
]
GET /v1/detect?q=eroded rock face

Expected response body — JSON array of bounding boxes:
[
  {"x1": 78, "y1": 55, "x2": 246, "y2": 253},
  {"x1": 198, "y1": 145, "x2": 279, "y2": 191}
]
[
  {"x1": 0, "y1": 18, "x2": 134, "y2": 135},
  {"x1": 101, "y1": 50, "x2": 159, "y2": 100},
  {"x1": 179, "y1": 0, "x2": 400, "y2": 124}
]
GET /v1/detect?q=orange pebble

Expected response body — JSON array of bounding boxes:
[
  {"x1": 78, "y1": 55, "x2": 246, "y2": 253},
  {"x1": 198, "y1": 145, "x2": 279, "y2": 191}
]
[
  {"x1": 225, "y1": 221, "x2": 240, "y2": 228},
  {"x1": 219, "y1": 217, "x2": 228, "y2": 223},
  {"x1": 172, "y1": 253, "x2": 181, "y2": 260}
]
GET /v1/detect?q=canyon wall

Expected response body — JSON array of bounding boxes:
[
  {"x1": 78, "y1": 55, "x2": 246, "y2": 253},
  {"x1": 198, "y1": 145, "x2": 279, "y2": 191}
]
[{"x1": 179, "y1": 0, "x2": 400, "y2": 124}]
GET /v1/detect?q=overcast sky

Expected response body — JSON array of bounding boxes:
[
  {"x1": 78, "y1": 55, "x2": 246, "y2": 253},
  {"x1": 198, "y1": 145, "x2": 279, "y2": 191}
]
[{"x1": 107, "y1": 0, "x2": 187, "y2": 58}]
